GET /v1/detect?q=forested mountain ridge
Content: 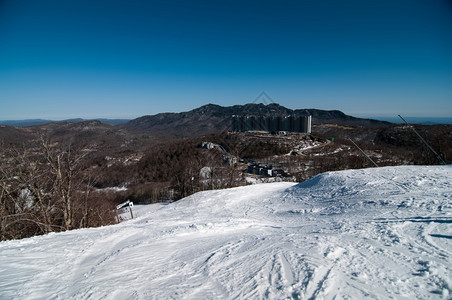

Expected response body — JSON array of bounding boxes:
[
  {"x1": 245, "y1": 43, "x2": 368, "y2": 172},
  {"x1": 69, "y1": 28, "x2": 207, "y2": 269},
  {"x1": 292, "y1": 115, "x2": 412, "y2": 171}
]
[{"x1": 123, "y1": 103, "x2": 390, "y2": 137}]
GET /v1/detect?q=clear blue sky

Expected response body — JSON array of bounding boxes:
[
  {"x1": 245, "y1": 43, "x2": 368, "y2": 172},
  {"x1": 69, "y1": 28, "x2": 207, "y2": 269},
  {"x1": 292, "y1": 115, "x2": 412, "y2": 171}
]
[{"x1": 1, "y1": 0, "x2": 451, "y2": 120}]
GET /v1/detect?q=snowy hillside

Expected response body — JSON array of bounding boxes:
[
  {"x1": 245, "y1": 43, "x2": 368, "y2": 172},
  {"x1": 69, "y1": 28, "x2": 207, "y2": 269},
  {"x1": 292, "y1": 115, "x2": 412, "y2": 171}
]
[{"x1": 0, "y1": 165, "x2": 451, "y2": 299}]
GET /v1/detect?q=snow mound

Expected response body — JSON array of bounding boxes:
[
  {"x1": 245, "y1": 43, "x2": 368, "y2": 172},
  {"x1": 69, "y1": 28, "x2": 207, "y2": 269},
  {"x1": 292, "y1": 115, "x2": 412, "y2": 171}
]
[{"x1": 0, "y1": 165, "x2": 451, "y2": 299}]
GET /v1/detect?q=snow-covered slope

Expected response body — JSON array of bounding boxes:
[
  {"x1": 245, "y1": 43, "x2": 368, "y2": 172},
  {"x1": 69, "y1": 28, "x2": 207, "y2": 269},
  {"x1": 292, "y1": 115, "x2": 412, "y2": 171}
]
[{"x1": 0, "y1": 165, "x2": 451, "y2": 299}]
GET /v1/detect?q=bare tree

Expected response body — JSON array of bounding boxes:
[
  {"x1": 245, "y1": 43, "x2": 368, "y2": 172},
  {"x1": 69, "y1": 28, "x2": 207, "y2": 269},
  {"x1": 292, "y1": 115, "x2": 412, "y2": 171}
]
[
  {"x1": 0, "y1": 138, "x2": 115, "y2": 241},
  {"x1": 0, "y1": 143, "x2": 57, "y2": 239}
]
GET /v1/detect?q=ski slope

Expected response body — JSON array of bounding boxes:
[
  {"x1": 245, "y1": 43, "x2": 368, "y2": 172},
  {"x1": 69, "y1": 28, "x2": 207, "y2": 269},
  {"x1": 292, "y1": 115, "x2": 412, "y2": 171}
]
[{"x1": 0, "y1": 165, "x2": 451, "y2": 299}]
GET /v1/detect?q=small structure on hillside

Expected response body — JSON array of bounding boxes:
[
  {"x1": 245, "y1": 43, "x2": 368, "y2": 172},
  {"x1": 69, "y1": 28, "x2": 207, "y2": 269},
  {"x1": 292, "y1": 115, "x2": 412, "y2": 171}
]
[{"x1": 245, "y1": 163, "x2": 287, "y2": 178}]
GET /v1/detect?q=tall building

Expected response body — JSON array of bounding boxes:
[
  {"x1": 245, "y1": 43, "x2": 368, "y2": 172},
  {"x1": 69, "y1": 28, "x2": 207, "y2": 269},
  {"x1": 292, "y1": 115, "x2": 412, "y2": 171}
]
[{"x1": 231, "y1": 115, "x2": 311, "y2": 134}]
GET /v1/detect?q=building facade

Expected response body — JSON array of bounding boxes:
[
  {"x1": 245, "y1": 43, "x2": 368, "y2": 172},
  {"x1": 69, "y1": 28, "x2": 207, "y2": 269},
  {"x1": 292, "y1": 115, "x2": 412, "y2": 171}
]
[{"x1": 231, "y1": 115, "x2": 311, "y2": 134}]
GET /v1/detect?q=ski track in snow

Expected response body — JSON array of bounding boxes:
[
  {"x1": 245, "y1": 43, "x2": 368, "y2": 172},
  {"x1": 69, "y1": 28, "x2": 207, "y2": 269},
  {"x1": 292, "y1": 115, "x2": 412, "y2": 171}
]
[{"x1": 0, "y1": 165, "x2": 451, "y2": 299}]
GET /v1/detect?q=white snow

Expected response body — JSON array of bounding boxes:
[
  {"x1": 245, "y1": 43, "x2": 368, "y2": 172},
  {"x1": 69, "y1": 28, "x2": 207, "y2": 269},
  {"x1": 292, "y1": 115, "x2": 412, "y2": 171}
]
[
  {"x1": 1, "y1": 165, "x2": 451, "y2": 299},
  {"x1": 95, "y1": 186, "x2": 128, "y2": 193}
]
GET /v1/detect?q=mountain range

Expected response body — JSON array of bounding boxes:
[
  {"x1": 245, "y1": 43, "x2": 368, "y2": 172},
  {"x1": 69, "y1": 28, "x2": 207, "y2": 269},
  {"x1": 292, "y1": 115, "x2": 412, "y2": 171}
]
[
  {"x1": 1, "y1": 103, "x2": 390, "y2": 138},
  {"x1": 123, "y1": 103, "x2": 390, "y2": 137},
  {"x1": 0, "y1": 118, "x2": 129, "y2": 127}
]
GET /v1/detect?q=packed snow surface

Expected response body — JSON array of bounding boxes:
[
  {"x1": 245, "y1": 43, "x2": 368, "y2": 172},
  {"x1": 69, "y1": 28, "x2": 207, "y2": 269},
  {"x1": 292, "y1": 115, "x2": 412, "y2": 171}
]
[{"x1": 1, "y1": 165, "x2": 451, "y2": 299}]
